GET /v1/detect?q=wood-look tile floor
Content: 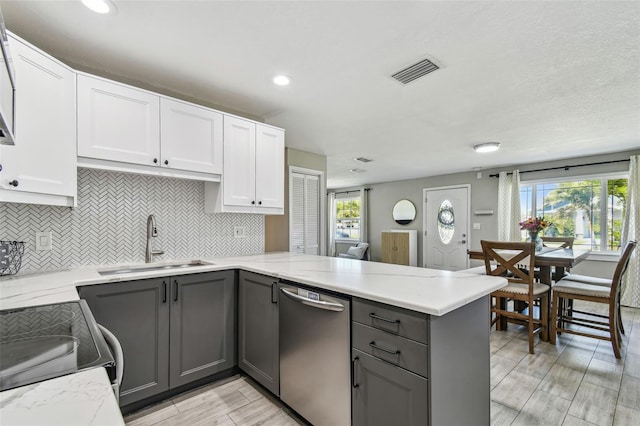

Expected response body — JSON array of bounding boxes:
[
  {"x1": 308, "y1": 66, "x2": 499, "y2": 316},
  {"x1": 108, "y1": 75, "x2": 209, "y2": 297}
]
[{"x1": 125, "y1": 302, "x2": 640, "y2": 426}]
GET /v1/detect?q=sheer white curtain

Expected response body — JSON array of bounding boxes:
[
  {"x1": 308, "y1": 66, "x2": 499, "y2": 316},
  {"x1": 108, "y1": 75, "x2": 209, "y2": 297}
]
[
  {"x1": 621, "y1": 155, "x2": 639, "y2": 307},
  {"x1": 359, "y1": 188, "x2": 370, "y2": 260},
  {"x1": 328, "y1": 192, "x2": 337, "y2": 257},
  {"x1": 497, "y1": 170, "x2": 522, "y2": 241}
]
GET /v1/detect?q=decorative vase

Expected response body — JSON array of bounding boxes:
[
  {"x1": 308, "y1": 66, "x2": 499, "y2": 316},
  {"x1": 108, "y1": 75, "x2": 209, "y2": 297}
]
[{"x1": 529, "y1": 231, "x2": 543, "y2": 251}]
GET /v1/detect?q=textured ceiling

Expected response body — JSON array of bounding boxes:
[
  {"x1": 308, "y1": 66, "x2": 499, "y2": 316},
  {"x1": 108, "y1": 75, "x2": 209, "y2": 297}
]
[{"x1": 3, "y1": 1, "x2": 639, "y2": 188}]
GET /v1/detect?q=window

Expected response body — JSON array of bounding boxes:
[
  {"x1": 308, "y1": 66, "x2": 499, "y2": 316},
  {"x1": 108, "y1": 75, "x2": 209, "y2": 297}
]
[
  {"x1": 335, "y1": 196, "x2": 360, "y2": 240},
  {"x1": 520, "y1": 175, "x2": 628, "y2": 252}
]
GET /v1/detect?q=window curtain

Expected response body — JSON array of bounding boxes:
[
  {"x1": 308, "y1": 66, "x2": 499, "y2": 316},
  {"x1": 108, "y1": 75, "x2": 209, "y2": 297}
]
[
  {"x1": 621, "y1": 155, "x2": 639, "y2": 308},
  {"x1": 497, "y1": 170, "x2": 522, "y2": 241},
  {"x1": 328, "y1": 192, "x2": 337, "y2": 257},
  {"x1": 360, "y1": 188, "x2": 370, "y2": 260}
]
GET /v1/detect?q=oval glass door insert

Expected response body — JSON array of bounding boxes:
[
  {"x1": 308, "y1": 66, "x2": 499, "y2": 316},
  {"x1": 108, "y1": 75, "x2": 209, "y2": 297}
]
[{"x1": 437, "y1": 200, "x2": 455, "y2": 244}]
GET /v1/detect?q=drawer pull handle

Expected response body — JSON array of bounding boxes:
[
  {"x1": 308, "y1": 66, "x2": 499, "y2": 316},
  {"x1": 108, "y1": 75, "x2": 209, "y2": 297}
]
[
  {"x1": 370, "y1": 341, "x2": 401, "y2": 355},
  {"x1": 369, "y1": 313, "x2": 400, "y2": 324}
]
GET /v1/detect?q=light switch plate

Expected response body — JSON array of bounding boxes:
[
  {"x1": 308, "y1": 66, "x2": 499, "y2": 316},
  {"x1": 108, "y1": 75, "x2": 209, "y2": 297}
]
[
  {"x1": 36, "y1": 231, "x2": 53, "y2": 251},
  {"x1": 473, "y1": 223, "x2": 481, "y2": 230}
]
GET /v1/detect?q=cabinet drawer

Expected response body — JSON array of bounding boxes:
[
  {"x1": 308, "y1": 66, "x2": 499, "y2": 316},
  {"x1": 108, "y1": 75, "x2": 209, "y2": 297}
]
[
  {"x1": 353, "y1": 298, "x2": 428, "y2": 344},
  {"x1": 352, "y1": 322, "x2": 428, "y2": 377}
]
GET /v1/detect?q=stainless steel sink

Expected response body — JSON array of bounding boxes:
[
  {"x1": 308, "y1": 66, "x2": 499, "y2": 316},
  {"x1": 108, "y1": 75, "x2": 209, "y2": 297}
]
[{"x1": 97, "y1": 260, "x2": 213, "y2": 276}]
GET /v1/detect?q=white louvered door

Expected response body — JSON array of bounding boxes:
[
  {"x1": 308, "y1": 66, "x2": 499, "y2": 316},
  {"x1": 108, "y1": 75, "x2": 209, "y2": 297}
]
[{"x1": 289, "y1": 172, "x2": 320, "y2": 254}]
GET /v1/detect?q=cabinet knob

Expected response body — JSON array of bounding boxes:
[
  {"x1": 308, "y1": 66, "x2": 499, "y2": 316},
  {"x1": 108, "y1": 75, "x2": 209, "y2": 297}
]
[
  {"x1": 153, "y1": 158, "x2": 158, "y2": 164},
  {"x1": 251, "y1": 200, "x2": 255, "y2": 205},
  {"x1": 164, "y1": 160, "x2": 169, "y2": 165},
  {"x1": 9, "y1": 179, "x2": 18, "y2": 187},
  {"x1": 258, "y1": 201, "x2": 262, "y2": 205}
]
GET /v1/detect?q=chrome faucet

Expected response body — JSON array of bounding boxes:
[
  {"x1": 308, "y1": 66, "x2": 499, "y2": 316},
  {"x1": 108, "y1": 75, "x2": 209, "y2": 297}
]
[{"x1": 145, "y1": 214, "x2": 164, "y2": 263}]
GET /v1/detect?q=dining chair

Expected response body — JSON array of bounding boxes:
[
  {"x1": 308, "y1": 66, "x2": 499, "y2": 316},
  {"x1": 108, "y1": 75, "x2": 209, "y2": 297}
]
[
  {"x1": 481, "y1": 240, "x2": 549, "y2": 354},
  {"x1": 542, "y1": 237, "x2": 575, "y2": 281},
  {"x1": 550, "y1": 241, "x2": 636, "y2": 359}
]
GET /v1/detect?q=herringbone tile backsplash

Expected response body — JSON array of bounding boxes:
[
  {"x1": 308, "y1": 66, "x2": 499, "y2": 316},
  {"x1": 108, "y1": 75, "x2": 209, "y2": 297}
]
[{"x1": 0, "y1": 168, "x2": 264, "y2": 273}]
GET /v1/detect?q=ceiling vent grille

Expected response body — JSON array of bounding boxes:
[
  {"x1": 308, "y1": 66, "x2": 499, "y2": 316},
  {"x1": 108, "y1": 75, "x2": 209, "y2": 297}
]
[
  {"x1": 391, "y1": 58, "x2": 439, "y2": 84},
  {"x1": 355, "y1": 157, "x2": 373, "y2": 163}
]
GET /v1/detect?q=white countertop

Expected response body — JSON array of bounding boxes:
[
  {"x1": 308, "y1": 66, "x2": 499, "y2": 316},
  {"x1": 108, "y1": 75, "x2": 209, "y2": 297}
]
[
  {"x1": 0, "y1": 252, "x2": 505, "y2": 425},
  {"x1": 0, "y1": 368, "x2": 124, "y2": 426},
  {"x1": 0, "y1": 252, "x2": 506, "y2": 316}
]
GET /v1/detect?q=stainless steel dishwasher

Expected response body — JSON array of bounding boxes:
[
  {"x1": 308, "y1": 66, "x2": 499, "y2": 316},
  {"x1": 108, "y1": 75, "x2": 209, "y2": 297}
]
[{"x1": 279, "y1": 282, "x2": 351, "y2": 426}]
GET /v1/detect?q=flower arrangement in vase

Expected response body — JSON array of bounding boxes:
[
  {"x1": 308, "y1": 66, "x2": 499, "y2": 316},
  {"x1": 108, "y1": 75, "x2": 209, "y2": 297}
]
[{"x1": 519, "y1": 217, "x2": 552, "y2": 251}]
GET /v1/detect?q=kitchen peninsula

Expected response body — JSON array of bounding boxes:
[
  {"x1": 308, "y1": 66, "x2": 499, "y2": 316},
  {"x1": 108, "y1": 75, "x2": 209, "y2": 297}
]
[{"x1": 0, "y1": 252, "x2": 506, "y2": 425}]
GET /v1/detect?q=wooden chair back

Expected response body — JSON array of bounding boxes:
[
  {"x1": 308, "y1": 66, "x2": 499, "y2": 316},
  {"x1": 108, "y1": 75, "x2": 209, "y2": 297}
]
[
  {"x1": 611, "y1": 241, "x2": 637, "y2": 296},
  {"x1": 542, "y1": 237, "x2": 574, "y2": 249},
  {"x1": 480, "y1": 240, "x2": 535, "y2": 285}
]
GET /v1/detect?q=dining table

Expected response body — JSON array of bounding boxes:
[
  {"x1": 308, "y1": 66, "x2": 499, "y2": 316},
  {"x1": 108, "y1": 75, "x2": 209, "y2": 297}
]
[{"x1": 467, "y1": 246, "x2": 591, "y2": 341}]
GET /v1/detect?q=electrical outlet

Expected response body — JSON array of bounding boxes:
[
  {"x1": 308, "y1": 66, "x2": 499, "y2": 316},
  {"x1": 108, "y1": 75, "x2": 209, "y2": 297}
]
[
  {"x1": 36, "y1": 231, "x2": 53, "y2": 251},
  {"x1": 234, "y1": 226, "x2": 247, "y2": 238}
]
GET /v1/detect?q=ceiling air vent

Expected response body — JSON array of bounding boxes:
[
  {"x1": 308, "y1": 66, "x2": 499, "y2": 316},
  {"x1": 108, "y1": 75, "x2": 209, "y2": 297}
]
[
  {"x1": 355, "y1": 157, "x2": 373, "y2": 163},
  {"x1": 391, "y1": 58, "x2": 439, "y2": 84}
]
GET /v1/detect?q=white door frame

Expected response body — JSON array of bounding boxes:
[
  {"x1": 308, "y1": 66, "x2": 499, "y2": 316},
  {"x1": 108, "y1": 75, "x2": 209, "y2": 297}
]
[
  {"x1": 423, "y1": 184, "x2": 471, "y2": 269},
  {"x1": 289, "y1": 166, "x2": 326, "y2": 256}
]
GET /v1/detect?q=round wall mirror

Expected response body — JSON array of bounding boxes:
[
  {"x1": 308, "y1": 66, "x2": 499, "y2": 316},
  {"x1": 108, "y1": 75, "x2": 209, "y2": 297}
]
[{"x1": 392, "y1": 200, "x2": 416, "y2": 225}]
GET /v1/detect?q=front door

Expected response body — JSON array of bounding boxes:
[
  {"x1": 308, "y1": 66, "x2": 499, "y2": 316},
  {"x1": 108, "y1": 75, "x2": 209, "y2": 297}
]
[{"x1": 424, "y1": 186, "x2": 469, "y2": 270}]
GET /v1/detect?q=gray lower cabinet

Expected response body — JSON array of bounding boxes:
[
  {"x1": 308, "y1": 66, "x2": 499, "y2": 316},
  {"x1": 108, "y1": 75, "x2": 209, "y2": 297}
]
[
  {"x1": 352, "y1": 296, "x2": 490, "y2": 426},
  {"x1": 352, "y1": 349, "x2": 428, "y2": 426},
  {"x1": 169, "y1": 271, "x2": 236, "y2": 388},
  {"x1": 80, "y1": 270, "x2": 236, "y2": 407},
  {"x1": 237, "y1": 271, "x2": 279, "y2": 395}
]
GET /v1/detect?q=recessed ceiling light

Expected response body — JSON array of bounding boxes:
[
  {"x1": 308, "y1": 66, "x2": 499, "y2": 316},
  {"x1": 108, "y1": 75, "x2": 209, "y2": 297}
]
[
  {"x1": 273, "y1": 75, "x2": 291, "y2": 86},
  {"x1": 473, "y1": 142, "x2": 501, "y2": 153},
  {"x1": 350, "y1": 168, "x2": 366, "y2": 173},
  {"x1": 82, "y1": 0, "x2": 116, "y2": 14}
]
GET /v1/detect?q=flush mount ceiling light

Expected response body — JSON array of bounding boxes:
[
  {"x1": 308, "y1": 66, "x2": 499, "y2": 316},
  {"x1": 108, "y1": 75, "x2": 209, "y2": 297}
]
[
  {"x1": 82, "y1": 0, "x2": 116, "y2": 14},
  {"x1": 473, "y1": 142, "x2": 501, "y2": 153},
  {"x1": 273, "y1": 75, "x2": 291, "y2": 86}
]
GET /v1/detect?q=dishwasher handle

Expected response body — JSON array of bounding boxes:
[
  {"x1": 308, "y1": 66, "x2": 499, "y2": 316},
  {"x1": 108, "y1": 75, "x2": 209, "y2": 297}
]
[{"x1": 280, "y1": 287, "x2": 345, "y2": 312}]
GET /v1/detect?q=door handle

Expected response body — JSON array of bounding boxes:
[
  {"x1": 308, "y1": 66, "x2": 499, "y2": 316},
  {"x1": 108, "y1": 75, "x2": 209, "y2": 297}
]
[
  {"x1": 352, "y1": 356, "x2": 359, "y2": 388},
  {"x1": 271, "y1": 282, "x2": 278, "y2": 304},
  {"x1": 162, "y1": 281, "x2": 167, "y2": 303},
  {"x1": 173, "y1": 280, "x2": 179, "y2": 302},
  {"x1": 280, "y1": 288, "x2": 344, "y2": 312}
]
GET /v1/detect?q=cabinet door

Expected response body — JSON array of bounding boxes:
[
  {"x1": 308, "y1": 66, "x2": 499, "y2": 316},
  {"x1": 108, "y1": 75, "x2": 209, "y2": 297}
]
[
  {"x1": 0, "y1": 37, "x2": 76, "y2": 203},
  {"x1": 382, "y1": 233, "x2": 409, "y2": 265},
  {"x1": 77, "y1": 75, "x2": 160, "y2": 166},
  {"x1": 169, "y1": 271, "x2": 236, "y2": 388},
  {"x1": 160, "y1": 98, "x2": 223, "y2": 174},
  {"x1": 255, "y1": 124, "x2": 284, "y2": 209},
  {"x1": 79, "y1": 278, "x2": 170, "y2": 406},
  {"x1": 238, "y1": 271, "x2": 279, "y2": 395},
  {"x1": 223, "y1": 115, "x2": 256, "y2": 207},
  {"x1": 352, "y1": 349, "x2": 429, "y2": 426}
]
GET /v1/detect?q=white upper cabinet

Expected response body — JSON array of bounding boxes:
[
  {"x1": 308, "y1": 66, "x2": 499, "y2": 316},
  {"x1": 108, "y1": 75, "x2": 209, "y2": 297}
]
[
  {"x1": 255, "y1": 124, "x2": 284, "y2": 209},
  {"x1": 0, "y1": 35, "x2": 76, "y2": 207},
  {"x1": 205, "y1": 116, "x2": 284, "y2": 214},
  {"x1": 77, "y1": 74, "x2": 160, "y2": 167},
  {"x1": 223, "y1": 116, "x2": 256, "y2": 207},
  {"x1": 77, "y1": 75, "x2": 224, "y2": 180},
  {"x1": 160, "y1": 98, "x2": 223, "y2": 175}
]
